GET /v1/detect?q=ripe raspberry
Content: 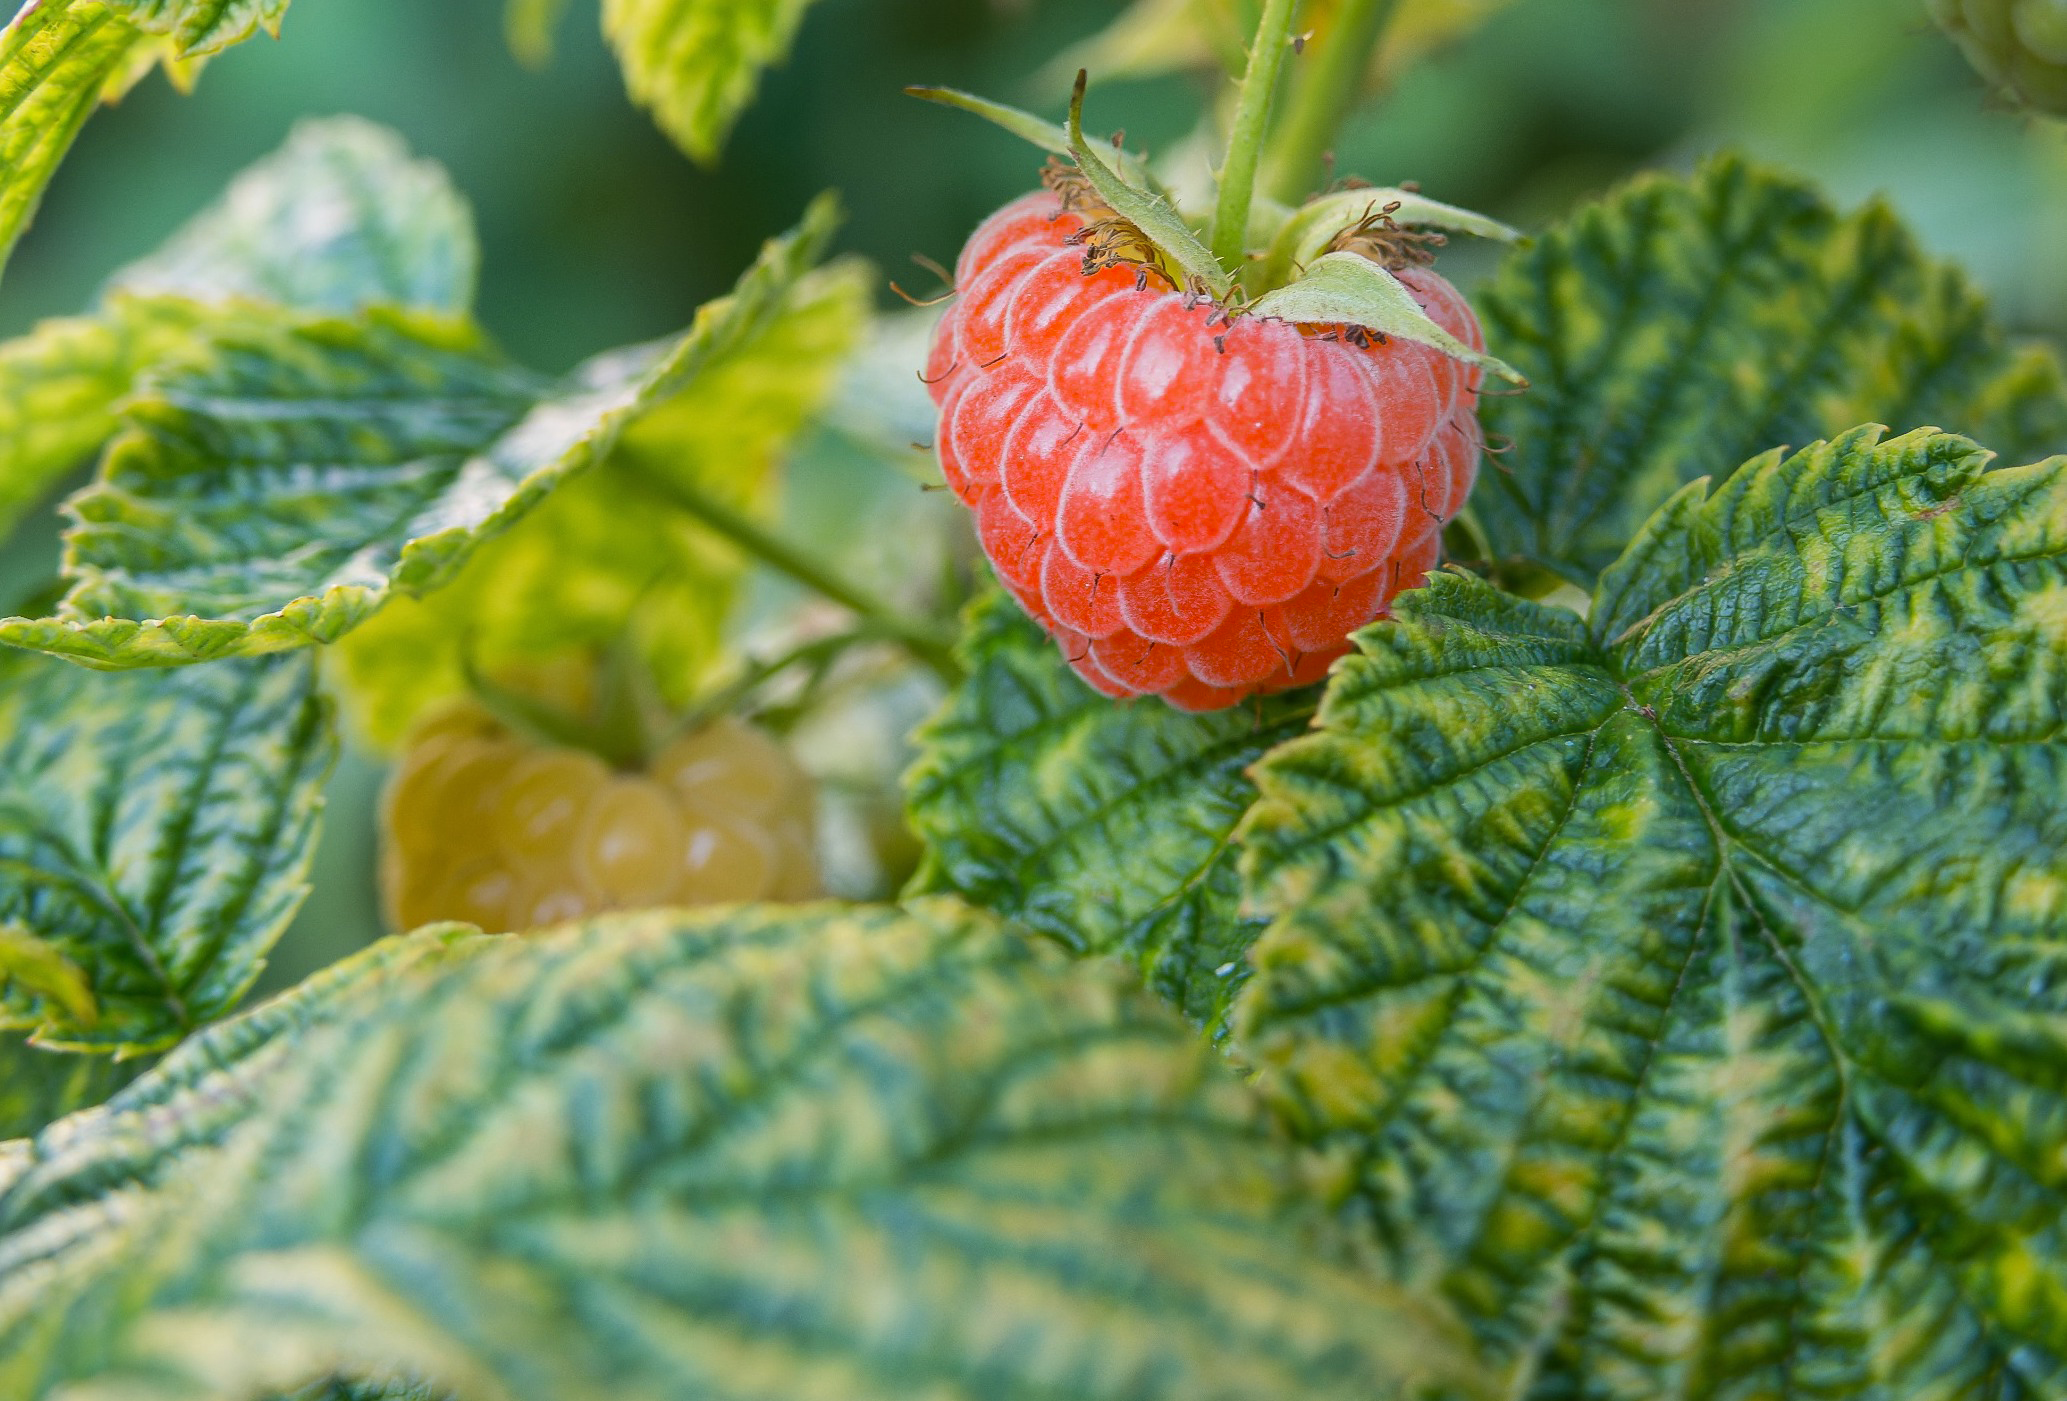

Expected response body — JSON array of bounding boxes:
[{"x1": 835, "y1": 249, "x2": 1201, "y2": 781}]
[
  {"x1": 380, "y1": 708, "x2": 822, "y2": 932},
  {"x1": 926, "y1": 190, "x2": 1482, "y2": 711}
]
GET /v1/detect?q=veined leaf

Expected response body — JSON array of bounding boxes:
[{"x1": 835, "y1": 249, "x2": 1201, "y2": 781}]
[
  {"x1": 1238, "y1": 426, "x2": 2067, "y2": 1392},
  {"x1": 905, "y1": 592, "x2": 1313, "y2": 1031},
  {"x1": 0, "y1": 298, "x2": 203, "y2": 544},
  {"x1": 1475, "y1": 155, "x2": 2067, "y2": 586},
  {"x1": 106, "y1": 0, "x2": 291, "y2": 57},
  {"x1": 334, "y1": 255, "x2": 870, "y2": 747},
  {"x1": 0, "y1": 650, "x2": 332, "y2": 1051},
  {"x1": 0, "y1": 1, "x2": 149, "y2": 284},
  {"x1": 601, "y1": 0, "x2": 825, "y2": 165},
  {"x1": 110, "y1": 115, "x2": 478, "y2": 315},
  {"x1": 0, "y1": 900, "x2": 1485, "y2": 1400},
  {"x1": 0, "y1": 194, "x2": 840, "y2": 669},
  {"x1": 0, "y1": 1032, "x2": 146, "y2": 1141}
]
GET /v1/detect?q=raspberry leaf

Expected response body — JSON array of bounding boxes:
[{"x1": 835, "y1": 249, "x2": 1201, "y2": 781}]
[
  {"x1": 601, "y1": 0, "x2": 826, "y2": 165},
  {"x1": 1248, "y1": 251, "x2": 1528, "y2": 382},
  {"x1": 104, "y1": 0, "x2": 291, "y2": 57},
  {"x1": 1237, "y1": 426, "x2": 2067, "y2": 1391},
  {"x1": 0, "y1": 651, "x2": 333, "y2": 1052},
  {"x1": 335, "y1": 255, "x2": 869, "y2": 746},
  {"x1": 504, "y1": 0, "x2": 574, "y2": 67},
  {"x1": 904, "y1": 592, "x2": 1314, "y2": 1030},
  {"x1": 0, "y1": 196, "x2": 843, "y2": 669},
  {"x1": 0, "y1": 900, "x2": 1485, "y2": 1400},
  {"x1": 1474, "y1": 155, "x2": 2067, "y2": 586},
  {"x1": 110, "y1": 116, "x2": 478, "y2": 315}
]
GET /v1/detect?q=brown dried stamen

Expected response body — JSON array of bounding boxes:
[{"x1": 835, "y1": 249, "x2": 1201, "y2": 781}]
[
  {"x1": 1041, "y1": 157, "x2": 1181, "y2": 290},
  {"x1": 1326, "y1": 200, "x2": 1446, "y2": 271}
]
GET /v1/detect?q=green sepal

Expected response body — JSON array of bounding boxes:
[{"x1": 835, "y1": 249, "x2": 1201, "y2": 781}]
[
  {"x1": 1250, "y1": 185, "x2": 1522, "y2": 291},
  {"x1": 1064, "y1": 71, "x2": 1232, "y2": 298},
  {"x1": 1247, "y1": 251, "x2": 1528, "y2": 383}
]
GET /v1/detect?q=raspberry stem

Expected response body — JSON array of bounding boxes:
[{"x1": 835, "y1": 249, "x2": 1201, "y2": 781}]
[
  {"x1": 617, "y1": 443, "x2": 963, "y2": 685},
  {"x1": 1209, "y1": 0, "x2": 1304, "y2": 270},
  {"x1": 1264, "y1": 0, "x2": 1402, "y2": 207}
]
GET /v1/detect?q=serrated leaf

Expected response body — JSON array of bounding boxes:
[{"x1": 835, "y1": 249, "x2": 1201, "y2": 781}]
[
  {"x1": 1249, "y1": 251, "x2": 1526, "y2": 383},
  {"x1": 601, "y1": 0, "x2": 825, "y2": 165},
  {"x1": 334, "y1": 256, "x2": 870, "y2": 746},
  {"x1": 106, "y1": 0, "x2": 291, "y2": 57},
  {"x1": 0, "y1": 899, "x2": 1486, "y2": 1401},
  {"x1": 0, "y1": 1032, "x2": 146, "y2": 1141},
  {"x1": 1476, "y1": 155, "x2": 2067, "y2": 586},
  {"x1": 110, "y1": 116, "x2": 478, "y2": 315},
  {"x1": 0, "y1": 2, "x2": 150, "y2": 284},
  {"x1": 0, "y1": 650, "x2": 333, "y2": 1050},
  {"x1": 0, "y1": 194, "x2": 841, "y2": 669},
  {"x1": 1236, "y1": 425, "x2": 2067, "y2": 1393},
  {"x1": 905, "y1": 592, "x2": 1314, "y2": 1031}
]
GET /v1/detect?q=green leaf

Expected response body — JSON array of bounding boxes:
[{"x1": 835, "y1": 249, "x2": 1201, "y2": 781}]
[
  {"x1": 0, "y1": 923, "x2": 96, "y2": 1027},
  {"x1": 1475, "y1": 154, "x2": 2067, "y2": 587},
  {"x1": 0, "y1": 194, "x2": 842, "y2": 670},
  {"x1": 110, "y1": 115, "x2": 478, "y2": 315},
  {"x1": 905, "y1": 592, "x2": 1314, "y2": 1031},
  {"x1": 334, "y1": 255, "x2": 871, "y2": 746},
  {"x1": 600, "y1": 0, "x2": 826, "y2": 165},
  {"x1": 0, "y1": 1032, "x2": 147, "y2": 1141},
  {"x1": 106, "y1": 0, "x2": 291, "y2": 57},
  {"x1": 0, "y1": 899, "x2": 1485, "y2": 1400},
  {"x1": 1248, "y1": 251, "x2": 1527, "y2": 384},
  {"x1": 1236, "y1": 425, "x2": 2067, "y2": 1392},
  {"x1": 0, "y1": 298, "x2": 203, "y2": 545},
  {"x1": 0, "y1": 650, "x2": 333, "y2": 1051},
  {"x1": 0, "y1": 2, "x2": 151, "y2": 284}
]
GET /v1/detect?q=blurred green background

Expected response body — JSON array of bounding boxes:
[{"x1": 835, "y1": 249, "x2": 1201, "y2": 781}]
[{"x1": 4, "y1": 0, "x2": 2060, "y2": 990}]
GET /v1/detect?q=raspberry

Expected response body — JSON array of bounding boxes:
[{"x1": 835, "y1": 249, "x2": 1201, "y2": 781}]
[
  {"x1": 380, "y1": 706, "x2": 822, "y2": 932},
  {"x1": 926, "y1": 190, "x2": 1483, "y2": 711}
]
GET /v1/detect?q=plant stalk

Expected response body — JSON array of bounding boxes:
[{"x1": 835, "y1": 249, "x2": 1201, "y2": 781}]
[
  {"x1": 1264, "y1": 0, "x2": 1400, "y2": 206},
  {"x1": 1208, "y1": 0, "x2": 1304, "y2": 269},
  {"x1": 618, "y1": 446, "x2": 963, "y2": 685}
]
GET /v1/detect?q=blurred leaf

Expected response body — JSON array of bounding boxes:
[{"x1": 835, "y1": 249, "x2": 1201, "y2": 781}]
[
  {"x1": 0, "y1": 899, "x2": 1485, "y2": 1400},
  {"x1": 1363, "y1": 0, "x2": 1524, "y2": 87},
  {"x1": 601, "y1": 0, "x2": 827, "y2": 165},
  {"x1": 905, "y1": 592, "x2": 1313, "y2": 1031},
  {"x1": 106, "y1": 0, "x2": 291, "y2": 58},
  {"x1": 503, "y1": 0, "x2": 573, "y2": 68},
  {"x1": 0, "y1": 924, "x2": 96, "y2": 1028},
  {"x1": 0, "y1": 1033, "x2": 148, "y2": 1141},
  {"x1": 0, "y1": 194, "x2": 841, "y2": 670},
  {"x1": 0, "y1": 298, "x2": 203, "y2": 545},
  {"x1": 0, "y1": 650, "x2": 333, "y2": 1051},
  {"x1": 335, "y1": 256, "x2": 870, "y2": 747},
  {"x1": 1237, "y1": 426, "x2": 2067, "y2": 1391},
  {"x1": 0, "y1": 2, "x2": 150, "y2": 285},
  {"x1": 110, "y1": 115, "x2": 479, "y2": 315},
  {"x1": 1475, "y1": 155, "x2": 2067, "y2": 586}
]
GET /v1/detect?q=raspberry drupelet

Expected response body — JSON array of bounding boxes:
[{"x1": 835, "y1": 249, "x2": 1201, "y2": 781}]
[{"x1": 926, "y1": 189, "x2": 1485, "y2": 712}]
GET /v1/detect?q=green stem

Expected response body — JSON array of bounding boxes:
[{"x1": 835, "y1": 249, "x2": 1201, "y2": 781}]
[
  {"x1": 1263, "y1": 0, "x2": 1400, "y2": 206},
  {"x1": 1208, "y1": 0, "x2": 1304, "y2": 269},
  {"x1": 618, "y1": 446, "x2": 963, "y2": 685}
]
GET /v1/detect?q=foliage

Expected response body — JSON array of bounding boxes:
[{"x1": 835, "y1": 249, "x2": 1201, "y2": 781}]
[
  {"x1": 1237, "y1": 425, "x2": 2067, "y2": 1391},
  {"x1": 0, "y1": 900, "x2": 1481, "y2": 1400},
  {"x1": 1471, "y1": 156, "x2": 2067, "y2": 586},
  {"x1": 906, "y1": 593, "x2": 1312, "y2": 1031},
  {"x1": 0, "y1": 650, "x2": 331, "y2": 1050}
]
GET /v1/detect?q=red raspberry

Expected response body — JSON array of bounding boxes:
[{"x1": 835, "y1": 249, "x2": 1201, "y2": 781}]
[{"x1": 926, "y1": 191, "x2": 1482, "y2": 711}]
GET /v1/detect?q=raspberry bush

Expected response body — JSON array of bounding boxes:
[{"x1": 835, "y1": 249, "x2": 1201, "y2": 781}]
[{"x1": 1, "y1": 1, "x2": 2065, "y2": 1397}]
